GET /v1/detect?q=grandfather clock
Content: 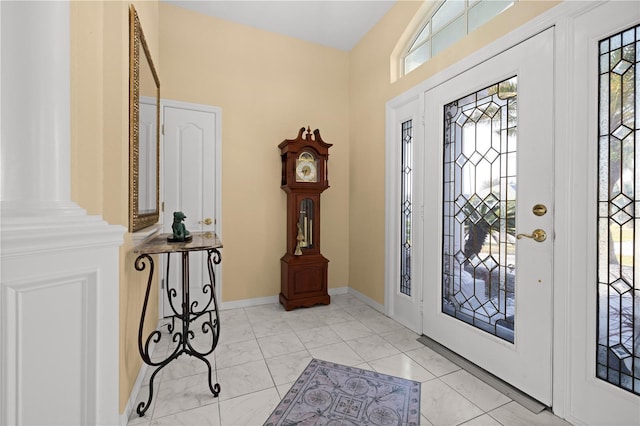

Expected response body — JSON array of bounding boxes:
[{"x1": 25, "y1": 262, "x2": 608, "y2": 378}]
[{"x1": 279, "y1": 127, "x2": 332, "y2": 311}]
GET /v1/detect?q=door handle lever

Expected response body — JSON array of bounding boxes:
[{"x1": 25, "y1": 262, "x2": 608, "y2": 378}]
[
  {"x1": 199, "y1": 218, "x2": 213, "y2": 225},
  {"x1": 516, "y1": 229, "x2": 547, "y2": 242}
]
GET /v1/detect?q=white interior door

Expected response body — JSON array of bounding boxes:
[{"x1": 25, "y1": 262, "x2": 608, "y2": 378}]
[
  {"x1": 422, "y1": 29, "x2": 554, "y2": 405},
  {"x1": 162, "y1": 102, "x2": 220, "y2": 318},
  {"x1": 565, "y1": 2, "x2": 640, "y2": 424}
]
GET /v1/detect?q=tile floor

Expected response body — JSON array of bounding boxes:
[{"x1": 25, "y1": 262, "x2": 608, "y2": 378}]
[{"x1": 127, "y1": 294, "x2": 573, "y2": 426}]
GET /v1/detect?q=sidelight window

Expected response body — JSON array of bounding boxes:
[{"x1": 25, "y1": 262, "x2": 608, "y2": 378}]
[
  {"x1": 401, "y1": 120, "x2": 413, "y2": 296},
  {"x1": 597, "y1": 24, "x2": 639, "y2": 396}
]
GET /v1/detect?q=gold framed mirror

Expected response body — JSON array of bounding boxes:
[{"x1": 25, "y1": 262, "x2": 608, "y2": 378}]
[{"x1": 129, "y1": 4, "x2": 160, "y2": 232}]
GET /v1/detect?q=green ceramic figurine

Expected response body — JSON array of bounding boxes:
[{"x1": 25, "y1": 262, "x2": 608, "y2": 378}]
[{"x1": 168, "y1": 211, "x2": 191, "y2": 242}]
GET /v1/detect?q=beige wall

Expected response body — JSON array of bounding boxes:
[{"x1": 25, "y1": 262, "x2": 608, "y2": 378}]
[
  {"x1": 347, "y1": 0, "x2": 560, "y2": 304},
  {"x1": 70, "y1": 0, "x2": 161, "y2": 413},
  {"x1": 71, "y1": 0, "x2": 350, "y2": 414},
  {"x1": 69, "y1": 0, "x2": 560, "y2": 415},
  {"x1": 159, "y1": 3, "x2": 351, "y2": 302}
]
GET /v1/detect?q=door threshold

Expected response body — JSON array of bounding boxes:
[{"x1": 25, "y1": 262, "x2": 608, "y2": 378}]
[{"x1": 417, "y1": 335, "x2": 547, "y2": 414}]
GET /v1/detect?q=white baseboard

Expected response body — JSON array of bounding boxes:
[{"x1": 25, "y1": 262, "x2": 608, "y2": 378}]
[
  {"x1": 219, "y1": 295, "x2": 279, "y2": 310},
  {"x1": 217, "y1": 286, "x2": 382, "y2": 313},
  {"x1": 347, "y1": 287, "x2": 385, "y2": 313},
  {"x1": 329, "y1": 286, "x2": 349, "y2": 296},
  {"x1": 218, "y1": 286, "x2": 350, "y2": 311}
]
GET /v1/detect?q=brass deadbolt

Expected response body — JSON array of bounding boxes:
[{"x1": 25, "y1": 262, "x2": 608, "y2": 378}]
[{"x1": 532, "y1": 204, "x2": 547, "y2": 216}]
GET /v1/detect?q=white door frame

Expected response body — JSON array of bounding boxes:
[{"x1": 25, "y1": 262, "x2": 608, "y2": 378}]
[
  {"x1": 384, "y1": 93, "x2": 425, "y2": 333},
  {"x1": 558, "y1": 2, "x2": 640, "y2": 425},
  {"x1": 159, "y1": 99, "x2": 223, "y2": 317},
  {"x1": 385, "y1": 1, "x2": 639, "y2": 420}
]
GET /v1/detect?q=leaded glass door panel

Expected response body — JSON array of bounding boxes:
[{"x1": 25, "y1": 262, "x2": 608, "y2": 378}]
[
  {"x1": 597, "y1": 22, "x2": 639, "y2": 398},
  {"x1": 442, "y1": 75, "x2": 519, "y2": 343},
  {"x1": 423, "y1": 28, "x2": 554, "y2": 405},
  {"x1": 388, "y1": 98, "x2": 423, "y2": 333},
  {"x1": 567, "y1": 2, "x2": 640, "y2": 424}
]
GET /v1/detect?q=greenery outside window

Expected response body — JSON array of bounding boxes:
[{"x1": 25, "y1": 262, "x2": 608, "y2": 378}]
[{"x1": 404, "y1": 0, "x2": 515, "y2": 75}]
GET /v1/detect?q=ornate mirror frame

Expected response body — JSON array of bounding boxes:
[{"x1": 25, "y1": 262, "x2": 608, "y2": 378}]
[{"x1": 129, "y1": 4, "x2": 160, "y2": 232}]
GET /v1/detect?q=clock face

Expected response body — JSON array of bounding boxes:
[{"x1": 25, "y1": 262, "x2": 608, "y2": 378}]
[{"x1": 295, "y1": 153, "x2": 318, "y2": 182}]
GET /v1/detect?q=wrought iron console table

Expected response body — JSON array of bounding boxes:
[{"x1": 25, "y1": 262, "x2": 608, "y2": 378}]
[{"x1": 132, "y1": 231, "x2": 222, "y2": 416}]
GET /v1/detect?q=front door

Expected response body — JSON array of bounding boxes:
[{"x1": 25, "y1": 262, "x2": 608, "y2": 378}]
[
  {"x1": 162, "y1": 101, "x2": 220, "y2": 318},
  {"x1": 422, "y1": 29, "x2": 554, "y2": 405}
]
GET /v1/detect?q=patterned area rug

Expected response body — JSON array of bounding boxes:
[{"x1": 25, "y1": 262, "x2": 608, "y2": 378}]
[{"x1": 264, "y1": 359, "x2": 421, "y2": 426}]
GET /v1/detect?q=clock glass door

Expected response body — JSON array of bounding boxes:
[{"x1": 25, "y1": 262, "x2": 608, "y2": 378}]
[
  {"x1": 296, "y1": 152, "x2": 318, "y2": 183},
  {"x1": 298, "y1": 198, "x2": 314, "y2": 250}
]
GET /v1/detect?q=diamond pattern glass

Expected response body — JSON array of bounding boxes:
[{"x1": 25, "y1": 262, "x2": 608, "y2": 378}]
[
  {"x1": 401, "y1": 120, "x2": 413, "y2": 296},
  {"x1": 597, "y1": 24, "x2": 639, "y2": 396},
  {"x1": 442, "y1": 76, "x2": 517, "y2": 343}
]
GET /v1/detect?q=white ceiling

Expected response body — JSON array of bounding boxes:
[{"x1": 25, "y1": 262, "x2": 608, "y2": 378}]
[{"x1": 161, "y1": 1, "x2": 397, "y2": 51}]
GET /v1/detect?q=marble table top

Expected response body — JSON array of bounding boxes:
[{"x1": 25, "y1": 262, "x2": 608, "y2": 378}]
[{"x1": 133, "y1": 231, "x2": 222, "y2": 255}]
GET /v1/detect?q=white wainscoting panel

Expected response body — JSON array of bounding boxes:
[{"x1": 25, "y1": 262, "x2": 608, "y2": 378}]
[
  {"x1": 3, "y1": 272, "x2": 96, "y2": 424},
  {"x1": 1, "y1": 216, "x2": 124, "y2": 426}
]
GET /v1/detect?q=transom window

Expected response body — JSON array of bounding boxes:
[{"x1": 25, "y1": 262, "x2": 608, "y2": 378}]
[{"x1": 404, "y1": 0, "x2": 515, "y2": 75}]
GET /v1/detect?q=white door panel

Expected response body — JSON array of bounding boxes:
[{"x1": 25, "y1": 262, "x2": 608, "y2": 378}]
[
  {"x1": 162, "y1": 104, "x2": 219, "y2": 317},
  {"x1": 423, "y1": 28, "x2": 554, "y2": 405},
  {"x1": 566, "y1": 1, "x2": 640, "y2": 424},
  {"x1": 386, "y1": 97, "x2": 424, "y2": 332}
]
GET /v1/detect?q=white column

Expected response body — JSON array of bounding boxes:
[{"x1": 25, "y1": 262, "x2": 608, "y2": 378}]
[
  {"x1": 1, "y1": 0, "x2": 75, "y2": 215},
  {"x1": 0, "y1": 2, "x2": 125, "y2": 425}
]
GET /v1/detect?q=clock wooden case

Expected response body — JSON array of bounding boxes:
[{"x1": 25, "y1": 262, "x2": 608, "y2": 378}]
[{"x1": 279, "y1": 127, "x2": 332, "y2": 311}]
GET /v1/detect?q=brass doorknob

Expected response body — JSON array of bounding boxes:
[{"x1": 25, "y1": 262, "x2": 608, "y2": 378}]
[
  {"x1": 199, "y1": 218, "x2": 213, "y2": 225},
  {"x1": 516, "y1": 229, "x2": 547, "y2": 242}
]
